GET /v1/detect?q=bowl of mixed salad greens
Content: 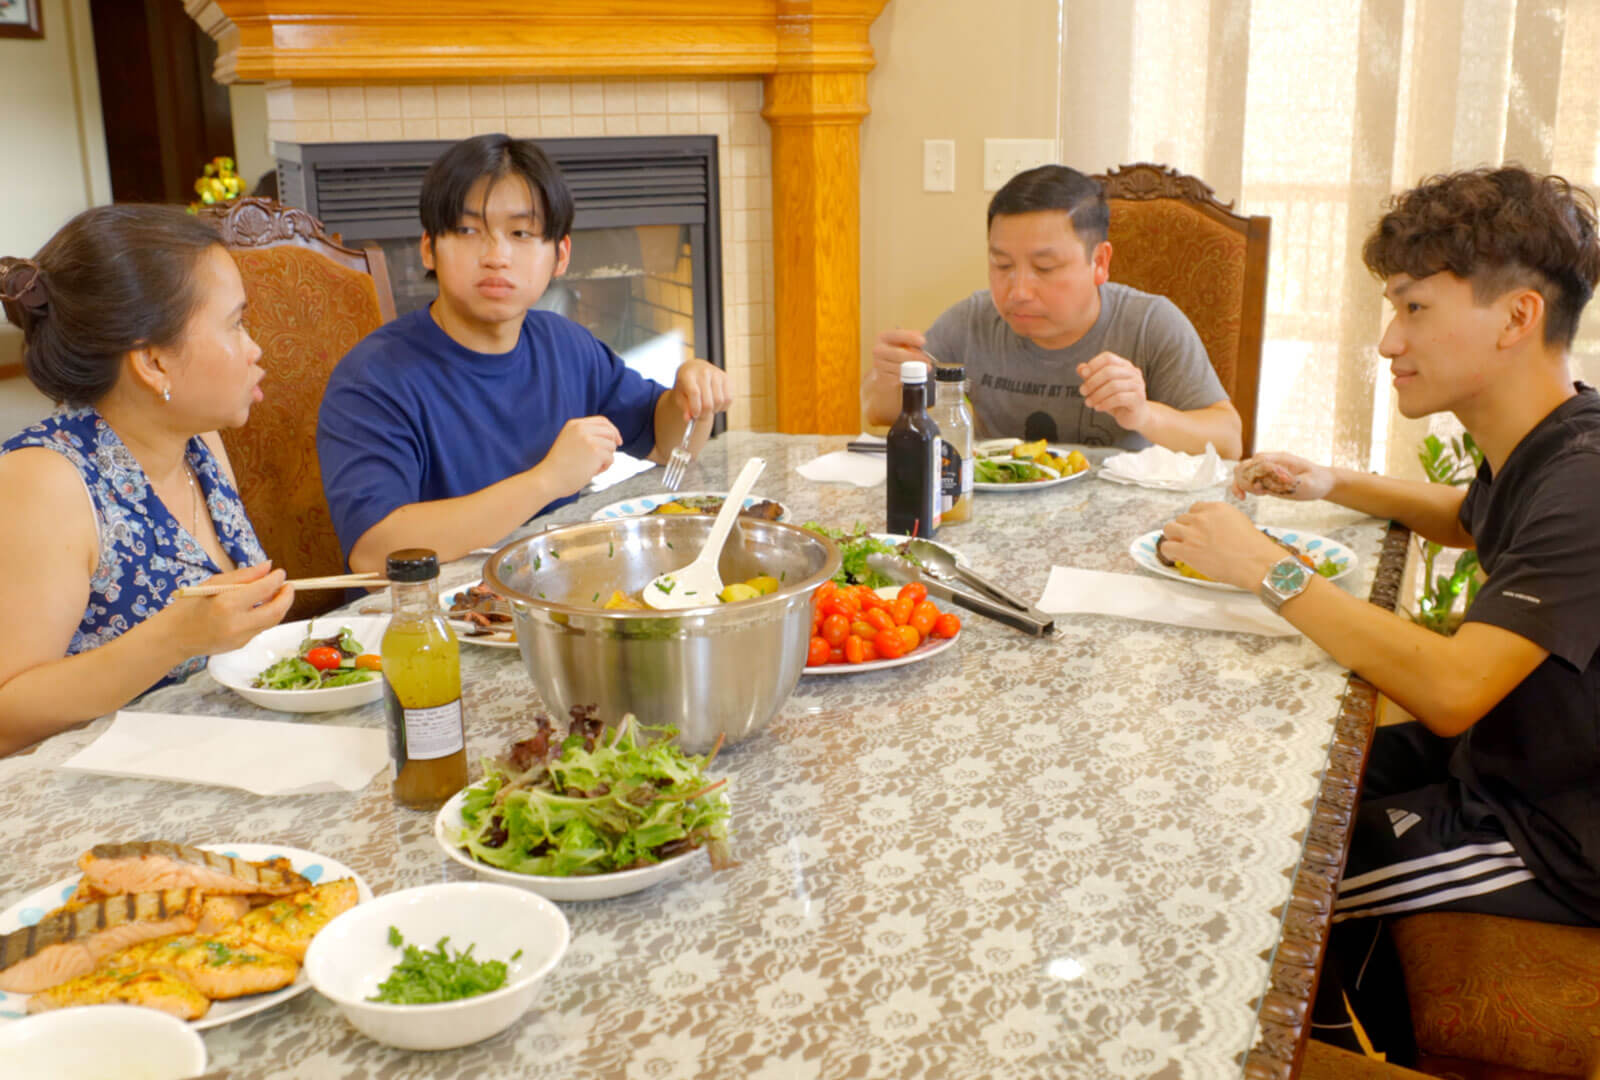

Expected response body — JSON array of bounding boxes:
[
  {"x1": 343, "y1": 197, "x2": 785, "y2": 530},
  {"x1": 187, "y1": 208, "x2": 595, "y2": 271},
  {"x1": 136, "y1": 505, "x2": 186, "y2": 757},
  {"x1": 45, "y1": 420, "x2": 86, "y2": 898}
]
[
  {"x1": 434, "y1": 708, "x2": 732, "y2": 902},
  {"x1": 208, "y1": 615, "x2": 389, "y2": 714}
]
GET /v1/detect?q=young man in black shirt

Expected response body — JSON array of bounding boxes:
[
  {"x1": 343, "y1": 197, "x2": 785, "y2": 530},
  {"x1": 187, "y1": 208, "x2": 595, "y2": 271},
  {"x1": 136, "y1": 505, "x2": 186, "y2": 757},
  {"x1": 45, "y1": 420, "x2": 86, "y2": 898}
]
[{"x1": 1158, "y1": 166, "x2": 1600, "y2": 1061}]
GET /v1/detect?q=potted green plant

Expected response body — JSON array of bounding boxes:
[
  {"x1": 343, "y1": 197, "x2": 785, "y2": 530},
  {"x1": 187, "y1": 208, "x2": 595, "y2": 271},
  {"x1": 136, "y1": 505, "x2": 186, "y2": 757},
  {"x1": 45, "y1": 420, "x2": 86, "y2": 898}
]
[{"x1": 1412, "y1": 432, "x2": 1483, "y2": 634}]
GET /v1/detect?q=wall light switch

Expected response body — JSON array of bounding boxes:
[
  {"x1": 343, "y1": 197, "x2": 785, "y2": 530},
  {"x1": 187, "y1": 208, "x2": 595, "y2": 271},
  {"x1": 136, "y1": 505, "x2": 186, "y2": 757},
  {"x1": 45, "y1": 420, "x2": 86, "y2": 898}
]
[
  {"x1": 923, "y1": 139, "x2": 956, "y2": 192},
  {"x1": 983, "y1": 138, "x2": 1058, "y2": 191}
]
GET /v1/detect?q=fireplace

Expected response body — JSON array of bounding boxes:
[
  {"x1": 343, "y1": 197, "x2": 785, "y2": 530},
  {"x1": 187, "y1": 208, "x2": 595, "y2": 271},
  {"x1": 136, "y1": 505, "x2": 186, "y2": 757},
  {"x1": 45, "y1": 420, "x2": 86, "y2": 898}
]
[{"x1": 275, "y1": 135, "x2": 724, "y2": 380}]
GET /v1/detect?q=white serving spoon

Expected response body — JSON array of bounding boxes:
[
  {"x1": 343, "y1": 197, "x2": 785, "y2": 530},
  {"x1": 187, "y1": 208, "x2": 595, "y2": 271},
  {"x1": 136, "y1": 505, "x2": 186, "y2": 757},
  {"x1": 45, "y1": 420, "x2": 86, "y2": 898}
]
[{"x1": 643, "y1": 456, "x2": 767, "y2": 610}]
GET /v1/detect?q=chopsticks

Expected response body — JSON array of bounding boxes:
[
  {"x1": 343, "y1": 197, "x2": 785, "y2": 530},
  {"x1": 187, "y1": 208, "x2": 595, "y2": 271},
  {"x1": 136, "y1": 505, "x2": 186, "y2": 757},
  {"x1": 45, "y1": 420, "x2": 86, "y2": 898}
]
[
  {"x1": 846, "y1": 441, "x2": 888, "y2": 454},
  {"x1": 175, "y1": 572, "x2": 392, "y2": 598}
]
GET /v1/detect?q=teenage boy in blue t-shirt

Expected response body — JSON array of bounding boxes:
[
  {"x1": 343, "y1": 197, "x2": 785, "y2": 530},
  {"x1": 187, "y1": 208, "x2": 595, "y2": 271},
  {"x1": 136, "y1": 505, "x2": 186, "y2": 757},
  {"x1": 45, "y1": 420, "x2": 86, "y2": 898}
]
[{"x1": 317, "y1": 134, "x2": 730, "y2": 573}]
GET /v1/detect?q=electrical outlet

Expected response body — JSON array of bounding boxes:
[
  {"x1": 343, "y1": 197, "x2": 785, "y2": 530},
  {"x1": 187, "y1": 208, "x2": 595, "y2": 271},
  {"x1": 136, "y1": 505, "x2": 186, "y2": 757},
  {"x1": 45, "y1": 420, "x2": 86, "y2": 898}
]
[
  {"x1": 923, "y1": 139, "x2": 956, "y2": 192},
  {"x1": 983, "y1": 138, "x2": 1058, "y2": 192}
]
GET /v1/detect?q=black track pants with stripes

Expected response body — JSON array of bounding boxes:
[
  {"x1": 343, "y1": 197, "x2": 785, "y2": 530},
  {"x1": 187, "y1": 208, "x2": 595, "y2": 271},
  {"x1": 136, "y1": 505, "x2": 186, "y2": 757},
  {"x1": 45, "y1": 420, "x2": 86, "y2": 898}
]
[{"x1": 1311, "y1": 722, "x2": 1593, "y2": 1063}]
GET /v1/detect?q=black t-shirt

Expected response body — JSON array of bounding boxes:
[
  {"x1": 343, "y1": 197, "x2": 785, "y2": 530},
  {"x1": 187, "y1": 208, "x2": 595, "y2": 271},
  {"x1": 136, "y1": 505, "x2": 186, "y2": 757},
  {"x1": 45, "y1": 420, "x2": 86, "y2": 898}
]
[{"x1": 1455, "y1": 385, "x2": 1600, "y2": 921}]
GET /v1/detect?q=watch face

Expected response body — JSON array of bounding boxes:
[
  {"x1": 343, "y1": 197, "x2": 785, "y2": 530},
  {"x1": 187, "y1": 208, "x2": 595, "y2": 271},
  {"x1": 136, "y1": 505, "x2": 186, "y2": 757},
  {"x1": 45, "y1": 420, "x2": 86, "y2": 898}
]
[{"x1": 1269, "y1": 558, "x2": 1312, "y2": 593}]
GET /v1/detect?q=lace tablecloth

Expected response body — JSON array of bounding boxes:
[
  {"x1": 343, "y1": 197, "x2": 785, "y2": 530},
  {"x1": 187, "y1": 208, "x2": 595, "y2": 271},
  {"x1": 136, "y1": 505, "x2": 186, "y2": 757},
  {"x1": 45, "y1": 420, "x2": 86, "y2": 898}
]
[{"x1": 0, "y1": 432, "x2": 1386, "y2": 1080}]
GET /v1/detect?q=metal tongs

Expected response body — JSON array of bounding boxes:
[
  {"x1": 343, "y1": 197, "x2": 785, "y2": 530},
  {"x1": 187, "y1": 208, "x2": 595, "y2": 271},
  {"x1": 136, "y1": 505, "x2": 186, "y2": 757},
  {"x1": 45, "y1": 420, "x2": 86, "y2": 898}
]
[{"x1": 865, "y1": 550, "x2": 1055, "y2": 637}]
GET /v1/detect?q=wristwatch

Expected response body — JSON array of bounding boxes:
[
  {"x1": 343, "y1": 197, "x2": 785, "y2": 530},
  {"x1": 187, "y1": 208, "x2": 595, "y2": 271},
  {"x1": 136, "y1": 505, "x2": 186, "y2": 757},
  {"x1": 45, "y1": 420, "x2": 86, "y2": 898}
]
[{"x1": 1260, "y1": 555, "x2": 1313, "y2": 612}]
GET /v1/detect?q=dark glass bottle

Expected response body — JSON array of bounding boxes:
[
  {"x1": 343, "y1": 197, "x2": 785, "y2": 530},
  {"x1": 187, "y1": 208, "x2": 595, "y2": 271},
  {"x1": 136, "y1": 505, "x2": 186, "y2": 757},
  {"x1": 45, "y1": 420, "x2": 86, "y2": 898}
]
[{"x1": 886, "y1": 361, "x2": 941, "y2": 538}]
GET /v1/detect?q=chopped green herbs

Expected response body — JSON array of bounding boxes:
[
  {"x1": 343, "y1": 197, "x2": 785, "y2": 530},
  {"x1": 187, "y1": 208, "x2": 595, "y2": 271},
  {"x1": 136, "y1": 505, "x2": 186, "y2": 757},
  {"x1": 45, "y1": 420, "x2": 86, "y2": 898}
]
[
  {"x1": 608, "y1": 541, "x2": 615, "y2": 558},
  {"x1": 367, "y1": 929, "x2": 514, "y2": 1005}
]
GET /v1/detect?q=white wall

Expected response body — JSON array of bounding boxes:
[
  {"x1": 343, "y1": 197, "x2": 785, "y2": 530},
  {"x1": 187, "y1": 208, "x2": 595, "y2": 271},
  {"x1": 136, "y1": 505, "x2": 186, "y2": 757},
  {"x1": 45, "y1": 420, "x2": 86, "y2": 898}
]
[{"x1": 0, "y1": 0, "x2": 108, "y2": 436}]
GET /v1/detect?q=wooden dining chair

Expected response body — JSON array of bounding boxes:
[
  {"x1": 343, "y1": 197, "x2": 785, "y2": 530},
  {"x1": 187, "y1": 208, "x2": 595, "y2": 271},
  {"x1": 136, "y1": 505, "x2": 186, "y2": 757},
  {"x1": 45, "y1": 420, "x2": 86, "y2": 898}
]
[
  {"x1": 1092, "y1": 163, "x2": 1270, "y2": 456},
  {"x1": 199, "y1": 197, "x2": 396, "y2": 620}
]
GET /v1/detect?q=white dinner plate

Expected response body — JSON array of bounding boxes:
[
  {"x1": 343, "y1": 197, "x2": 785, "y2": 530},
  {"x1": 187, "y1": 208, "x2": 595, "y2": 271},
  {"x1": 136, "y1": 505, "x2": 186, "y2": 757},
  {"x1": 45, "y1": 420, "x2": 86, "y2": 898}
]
[
  {"x1": 0, "y1": 843, "x2": 372, "y2": 1030},
  {"x1": 440, "y1": 580, "x2": 518, "y2": 649},
  {"x1": 1129, "y1": 527, "x2": 1359, "y2": 591},
  {"x1": 802, "y1": 584, "x2": 961, "y2": 676},
  {"x1": 208, "y1": 615, "x2": 389, "y2": 713},
  {"x1": 973, "y1": 442, "x2": 1092, "y2": 492},
  {"x1": 434, "y1": 789, "x2": 703, "y2": 902},
  {"x1": 588, "y1": 491, "x2": 791, "y2": 522}
]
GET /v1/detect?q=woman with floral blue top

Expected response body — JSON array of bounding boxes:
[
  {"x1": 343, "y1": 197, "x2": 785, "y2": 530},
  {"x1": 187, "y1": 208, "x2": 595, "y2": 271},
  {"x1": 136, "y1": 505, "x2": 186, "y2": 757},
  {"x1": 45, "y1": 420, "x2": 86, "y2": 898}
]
[{"x1": 0, "y1": 205, "x2": 293, "y2": 755}]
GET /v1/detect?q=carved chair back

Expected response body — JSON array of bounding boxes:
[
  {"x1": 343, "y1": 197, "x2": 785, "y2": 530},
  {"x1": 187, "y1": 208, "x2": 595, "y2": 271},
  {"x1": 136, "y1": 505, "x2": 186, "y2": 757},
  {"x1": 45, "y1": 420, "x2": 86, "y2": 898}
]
[
  {"x1": 199, "y1": 197, "x2": 395, "y2": 619},
  {"x1": 1093, "y1": 164, "x2": 1270, "y2": 456}
]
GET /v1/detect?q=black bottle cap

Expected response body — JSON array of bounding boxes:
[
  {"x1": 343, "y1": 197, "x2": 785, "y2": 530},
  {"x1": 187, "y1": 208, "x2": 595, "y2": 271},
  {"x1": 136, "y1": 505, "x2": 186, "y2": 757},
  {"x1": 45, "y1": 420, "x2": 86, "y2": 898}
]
[
  {"x1": 386, "y1": 548, "x2": 440, "y2": 582},
  {"x1": 935, "y1": 365, "x2": 966, "y2": 381}
]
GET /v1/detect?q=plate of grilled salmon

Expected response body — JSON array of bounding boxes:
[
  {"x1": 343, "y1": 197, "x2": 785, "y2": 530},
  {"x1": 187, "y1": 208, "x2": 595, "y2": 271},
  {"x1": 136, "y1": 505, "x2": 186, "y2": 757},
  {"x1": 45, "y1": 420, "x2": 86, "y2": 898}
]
[{"x1": 0, "y1": 840, "x2": 371, "y2": 1029}]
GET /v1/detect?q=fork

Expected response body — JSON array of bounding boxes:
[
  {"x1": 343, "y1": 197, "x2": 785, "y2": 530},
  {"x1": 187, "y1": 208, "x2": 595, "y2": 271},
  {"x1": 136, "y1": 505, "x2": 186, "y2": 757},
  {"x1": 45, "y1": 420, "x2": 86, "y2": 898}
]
[{"x1": 662, "y1": 416, "x2": 697, "y2": 490}]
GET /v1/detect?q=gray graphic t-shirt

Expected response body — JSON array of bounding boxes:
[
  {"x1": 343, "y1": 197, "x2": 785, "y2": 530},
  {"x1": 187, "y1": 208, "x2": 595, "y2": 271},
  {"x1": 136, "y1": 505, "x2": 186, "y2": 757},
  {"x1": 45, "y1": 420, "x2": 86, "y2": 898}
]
[{"x1": 924, "y1": 283, "x2": 1225, "y2": 448}]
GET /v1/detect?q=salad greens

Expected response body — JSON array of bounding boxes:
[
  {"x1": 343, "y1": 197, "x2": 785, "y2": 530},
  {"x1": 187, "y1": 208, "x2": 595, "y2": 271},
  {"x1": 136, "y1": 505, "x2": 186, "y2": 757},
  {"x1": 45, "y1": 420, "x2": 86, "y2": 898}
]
[
  {"x1": 973, "y1": 456, "x2": 1053, "y2": 484},
  {"x1": 367, "y1": 927, "x2": 520, "y2": 1004},
  {"x1": 457, "y1": 713, "x2": 731, "y2": 878},
  {"x1": 252, "y1": 625, "x2": 376, "y2": 690},
  {"x1": 800, "y1": 522, "x2": 899, "y2": 588}
]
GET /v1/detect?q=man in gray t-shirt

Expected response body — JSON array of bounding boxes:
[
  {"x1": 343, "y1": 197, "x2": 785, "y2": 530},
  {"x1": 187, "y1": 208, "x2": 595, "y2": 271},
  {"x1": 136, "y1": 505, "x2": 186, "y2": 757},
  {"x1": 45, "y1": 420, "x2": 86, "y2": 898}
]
[{"x1": 866, "y1": 165, "x2": 1243, "y2": 457}]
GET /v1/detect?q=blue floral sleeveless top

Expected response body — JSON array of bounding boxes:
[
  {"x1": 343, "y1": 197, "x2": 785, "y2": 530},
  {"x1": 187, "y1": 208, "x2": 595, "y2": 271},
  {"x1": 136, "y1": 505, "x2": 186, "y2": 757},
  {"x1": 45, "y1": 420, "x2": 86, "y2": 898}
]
[{"x1": 1, "y1": 407, "x2": 267, "y2": 689}]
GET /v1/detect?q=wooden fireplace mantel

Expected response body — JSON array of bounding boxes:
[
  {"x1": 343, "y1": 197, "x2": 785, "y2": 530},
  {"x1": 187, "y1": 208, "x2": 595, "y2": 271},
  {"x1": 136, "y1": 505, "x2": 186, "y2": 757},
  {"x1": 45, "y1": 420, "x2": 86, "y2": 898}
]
[{"x1": 189, "y1": 0, "x2": 892, "y2": 434}]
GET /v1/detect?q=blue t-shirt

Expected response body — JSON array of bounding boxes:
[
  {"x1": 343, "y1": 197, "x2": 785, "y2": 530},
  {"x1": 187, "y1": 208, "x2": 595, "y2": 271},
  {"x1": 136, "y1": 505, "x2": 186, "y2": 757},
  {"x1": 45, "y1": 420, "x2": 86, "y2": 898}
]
[{"x1": 317, "y1": 307, "x2": 664, "y2": 560}]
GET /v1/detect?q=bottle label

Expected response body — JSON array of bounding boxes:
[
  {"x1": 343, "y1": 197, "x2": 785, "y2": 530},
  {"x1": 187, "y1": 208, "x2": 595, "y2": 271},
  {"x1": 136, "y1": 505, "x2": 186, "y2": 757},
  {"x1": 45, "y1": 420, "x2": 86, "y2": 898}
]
[
  {"x1": 939, "y1": 440, "x2": 970, "y2": 512},
  {"x1": 385, "y1": 683, "x2": 464, "y2": 771}
]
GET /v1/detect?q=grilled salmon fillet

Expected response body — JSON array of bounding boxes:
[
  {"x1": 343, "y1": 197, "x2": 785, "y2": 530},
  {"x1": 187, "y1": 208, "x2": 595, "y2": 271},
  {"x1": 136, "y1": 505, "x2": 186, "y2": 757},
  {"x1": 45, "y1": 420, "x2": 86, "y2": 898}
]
[
  {"x1": 236, "y1": 878, "x2": 359, "y2": 962},
  {"x1": 0, "y1": 889, "x2": 202, "y2": 994},
  {"x1": 108, "y1": 930, "x2": 298, "y2": 1000},
  {"x1": 27, "y1": 967, "x2": 211, "y2": 1020},
  {"x1": 79, "y1": 842, "x2": 308, "y2": 897}
]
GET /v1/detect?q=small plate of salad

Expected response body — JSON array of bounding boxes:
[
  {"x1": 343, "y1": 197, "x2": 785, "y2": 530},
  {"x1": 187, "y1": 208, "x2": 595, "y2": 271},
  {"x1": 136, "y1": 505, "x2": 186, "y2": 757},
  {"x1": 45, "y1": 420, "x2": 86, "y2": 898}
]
[{"x1": 208, "y1": 615, "x2": 389, "y2": 714}]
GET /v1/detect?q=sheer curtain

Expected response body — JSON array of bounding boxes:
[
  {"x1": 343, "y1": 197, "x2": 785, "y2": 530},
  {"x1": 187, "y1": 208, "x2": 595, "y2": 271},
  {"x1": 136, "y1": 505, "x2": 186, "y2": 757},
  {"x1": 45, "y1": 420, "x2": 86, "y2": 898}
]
[{"x1": 1060, "y1": 0, "x2": 1600, "y2": 476}]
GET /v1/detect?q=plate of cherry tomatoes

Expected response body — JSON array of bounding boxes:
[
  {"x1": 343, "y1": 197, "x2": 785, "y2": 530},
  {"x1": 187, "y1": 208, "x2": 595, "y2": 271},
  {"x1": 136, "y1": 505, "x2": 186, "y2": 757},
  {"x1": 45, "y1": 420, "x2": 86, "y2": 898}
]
[{"x1": 803, "y1": 581, "x2": 962, "y2": 675}]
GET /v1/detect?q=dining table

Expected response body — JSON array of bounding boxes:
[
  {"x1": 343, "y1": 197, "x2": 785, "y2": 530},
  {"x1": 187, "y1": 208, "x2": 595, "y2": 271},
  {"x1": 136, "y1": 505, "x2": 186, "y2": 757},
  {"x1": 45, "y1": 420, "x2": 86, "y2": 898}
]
[{"x1": 0, "y1": 430, "x2": 1406, "y2": 1080}]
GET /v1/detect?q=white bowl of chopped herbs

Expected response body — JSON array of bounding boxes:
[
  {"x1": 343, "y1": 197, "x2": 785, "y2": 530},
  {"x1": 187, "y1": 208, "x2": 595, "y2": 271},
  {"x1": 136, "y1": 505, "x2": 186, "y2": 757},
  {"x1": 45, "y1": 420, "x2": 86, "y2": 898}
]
[
  {"x1": 303, "y1": 882, "x2": 569, "y2": 1051},
  {"x1": 208, "y1": 615, "x2": 389, "y2": 714},
  {"x1": 434, "y1": 708, "x2": 733, "y2": 902}
]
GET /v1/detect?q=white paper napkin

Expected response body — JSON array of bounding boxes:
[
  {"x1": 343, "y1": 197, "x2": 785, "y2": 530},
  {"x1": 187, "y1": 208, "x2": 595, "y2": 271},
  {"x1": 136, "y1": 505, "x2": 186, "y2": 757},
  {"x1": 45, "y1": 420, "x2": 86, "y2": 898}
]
[
  {"x1": 587, "y1": 452, "x2": 658, "y2": 493},
  {"x1": 1037, "y1": 567, "x2": 1298, "y2": 637},
  {"x1": 59, "y1": 711, "x2": 390, "y2": 795},
  {"x1": 1099, "y1": 443, "x2": 1232, "y2": 491},
  {"x1": 796, "y1": 435, "x2": 886, "y2": 487}
]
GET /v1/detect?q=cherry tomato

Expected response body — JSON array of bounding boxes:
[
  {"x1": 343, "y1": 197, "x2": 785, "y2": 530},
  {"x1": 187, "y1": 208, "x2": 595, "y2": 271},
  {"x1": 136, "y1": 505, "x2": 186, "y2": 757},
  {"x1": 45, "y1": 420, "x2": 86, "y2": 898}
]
[
  {"x1": 829, "y1": 646, "x2": 847, "y2": 664},
  {"x1": 823, "y1": 594, "x2": 859, "y2": 620},
  {"x1": 850, "y1": 620, "x2": 877, "y2": 641},
  {"x1": 807, "y1": 636, "x2": 831, "y2": 666},
  {"x1": 864, "y1": 607, "x2": 896, "y2": 634},
  {"x1": 859, "y1": 589, "x2": 890, "y2": 612},
  {"x1": 353, "y1": 654, "x2": 383, "y2": 671},
  {"x1": 897, "y1": 624, "x2": 921, "y2": 653},
  {"x1": 304, "y1": 646, "x2": 343, "y2": 671},
  {"x1": 897, "y1": 582, "x2": 928, "y2": 606},
  {"x1": 889, "y1": 596, "x2": 915, "y2": 627},
  {"x1": 932, "y1": 611, "x2": 962, "y2": 638},
  {"x1": 860, "y1": 639, "x2": 879, "y2": 662},
  {"x1": 844, "y1": 634, "x2": 869, "y2": 664},
  {"x1": 815, "y1": 581, "x2": 837, "y2": 607},
  {"x1": 820, "y1": 613, "x2": 850, "y2": 648},
  {"x1": 873, "y1": 627, "x2": 906, "y2": 660},
  {"x1": 909, "y1": 601, "x2": 939, "y2": 638}
]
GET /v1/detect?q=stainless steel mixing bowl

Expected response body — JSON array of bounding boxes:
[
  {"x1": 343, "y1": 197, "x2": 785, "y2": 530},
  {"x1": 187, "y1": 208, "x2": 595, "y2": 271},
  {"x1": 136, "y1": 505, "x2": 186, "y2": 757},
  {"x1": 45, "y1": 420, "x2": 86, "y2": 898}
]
[{"x1": 484, "y1": 514, "x2": 840, "y2": 753}]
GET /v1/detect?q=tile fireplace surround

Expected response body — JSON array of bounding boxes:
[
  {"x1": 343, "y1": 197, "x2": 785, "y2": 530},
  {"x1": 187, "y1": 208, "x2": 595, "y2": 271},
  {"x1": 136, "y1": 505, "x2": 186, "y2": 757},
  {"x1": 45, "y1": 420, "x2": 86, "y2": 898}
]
[
  {"x1": 268, "y1": 77, "x2": 776, "y2": 432},
  {"x1": 187, "y1": 1, "x2": 895, "y2": 435}
]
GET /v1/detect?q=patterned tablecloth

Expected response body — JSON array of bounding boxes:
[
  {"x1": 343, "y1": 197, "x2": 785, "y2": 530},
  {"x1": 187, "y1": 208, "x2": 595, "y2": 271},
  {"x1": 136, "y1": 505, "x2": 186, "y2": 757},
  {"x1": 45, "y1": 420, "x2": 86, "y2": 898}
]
[{"x1": 0, "y1": 432, "x2": 1386, "y2": 1080}]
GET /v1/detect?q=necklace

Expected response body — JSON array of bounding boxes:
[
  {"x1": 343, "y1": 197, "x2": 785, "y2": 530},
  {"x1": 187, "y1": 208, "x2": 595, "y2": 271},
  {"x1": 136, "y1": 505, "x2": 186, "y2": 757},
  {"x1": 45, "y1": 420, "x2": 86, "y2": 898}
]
[{"x1": 183, "y1": 461, "x2": 200, "y2": 537}]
